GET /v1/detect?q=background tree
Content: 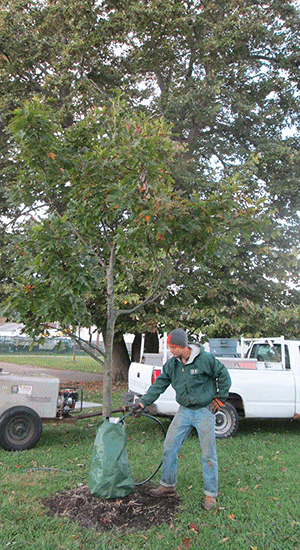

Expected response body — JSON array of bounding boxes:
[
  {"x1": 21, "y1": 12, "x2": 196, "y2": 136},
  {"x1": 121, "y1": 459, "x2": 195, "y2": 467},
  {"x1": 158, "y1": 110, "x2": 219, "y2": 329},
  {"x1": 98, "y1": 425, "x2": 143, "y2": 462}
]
[
  {"x1": 120, "y1": 0, "x2": 300, "y2": 337},
  {"x1": 1, "y1": 0, "x2": 300, "y2": 353}
]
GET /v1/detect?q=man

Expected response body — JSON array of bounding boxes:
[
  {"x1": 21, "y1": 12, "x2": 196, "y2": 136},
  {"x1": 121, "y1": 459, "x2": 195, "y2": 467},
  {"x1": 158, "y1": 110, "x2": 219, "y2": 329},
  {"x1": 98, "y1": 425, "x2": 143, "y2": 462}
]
[{"x1": 132, "y1": 328, "x2": 231, "y2": 510}]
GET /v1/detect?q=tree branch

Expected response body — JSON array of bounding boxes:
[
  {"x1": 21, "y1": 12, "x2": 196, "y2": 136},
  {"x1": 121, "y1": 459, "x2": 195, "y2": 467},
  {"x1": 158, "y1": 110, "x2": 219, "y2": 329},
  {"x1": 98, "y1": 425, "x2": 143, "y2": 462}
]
[
  {"x1": 116, "y1": 262, "x2": 172, "y2": 317},
  {"x1": 72, "y1": 226, "x2": 106, "y2": 268},
  {"x1": 64, "y1": 327, "x2": 105, "y2": 363}
]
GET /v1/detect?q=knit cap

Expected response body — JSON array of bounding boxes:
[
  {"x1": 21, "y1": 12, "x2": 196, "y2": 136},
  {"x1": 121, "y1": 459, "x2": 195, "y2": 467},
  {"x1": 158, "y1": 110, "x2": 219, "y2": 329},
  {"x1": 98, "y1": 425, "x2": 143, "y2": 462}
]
[{"x1": 167, "y1": 328, "x2": 188, "y2": 348}]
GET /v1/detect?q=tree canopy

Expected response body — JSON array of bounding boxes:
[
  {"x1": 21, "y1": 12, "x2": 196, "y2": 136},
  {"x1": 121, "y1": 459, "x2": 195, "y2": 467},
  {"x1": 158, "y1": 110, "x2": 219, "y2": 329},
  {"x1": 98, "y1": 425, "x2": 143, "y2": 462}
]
[
  {"x1": 1, "y1": 0, "x2": 300, "y2": 376},
  {"x1": 4, "y1": 95, "x2": 261, "y2": 413}
]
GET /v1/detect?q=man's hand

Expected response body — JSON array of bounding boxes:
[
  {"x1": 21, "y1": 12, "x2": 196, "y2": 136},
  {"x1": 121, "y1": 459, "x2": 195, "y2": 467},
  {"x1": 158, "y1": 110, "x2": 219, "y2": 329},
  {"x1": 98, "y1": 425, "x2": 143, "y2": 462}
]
[
  {"x1": 210, "y1": 397, "x2": 224, "y2": 414},
  {"x1": 131, "y1": 402, "x2": 145, "y2": 417}
]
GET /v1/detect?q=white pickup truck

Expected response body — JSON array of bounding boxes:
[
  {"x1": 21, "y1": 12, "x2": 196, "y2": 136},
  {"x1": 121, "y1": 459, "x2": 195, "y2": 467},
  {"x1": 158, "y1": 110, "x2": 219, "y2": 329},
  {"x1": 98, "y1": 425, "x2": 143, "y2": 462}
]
[{"x1": 124, "y1": 336, "x2": 300, "y2": 438}]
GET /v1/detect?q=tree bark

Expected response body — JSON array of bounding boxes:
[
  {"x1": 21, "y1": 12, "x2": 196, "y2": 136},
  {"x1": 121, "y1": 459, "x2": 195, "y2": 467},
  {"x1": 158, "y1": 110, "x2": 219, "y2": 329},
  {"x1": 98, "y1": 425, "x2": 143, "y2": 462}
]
[
  {"x1": 131, "y1": 332, "x2": 142, "y2": 362},
  {"x1": 144, "y1": 331, "x2": 159, "y2": 353},
  {"x1": 102, "y1": 330, "x2": 130, "y2": 383},
  {"x1": 102, "y1": 244, "x2": 116, "y2": 417}
]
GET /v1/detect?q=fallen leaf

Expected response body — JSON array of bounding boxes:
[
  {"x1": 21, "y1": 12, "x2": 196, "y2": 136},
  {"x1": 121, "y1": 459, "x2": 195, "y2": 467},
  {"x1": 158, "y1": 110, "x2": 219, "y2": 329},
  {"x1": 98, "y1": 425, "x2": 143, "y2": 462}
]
[
  {"x1": 189, "y1": 523, "x2": 198, "y2": 533},
  {"x1": 229, "y1": 514, "x2": 236, "y2": 520},
  {"x1": 182, "y1": 538, "x2": 191, "y2": 549},
  {"x1": 219, "y1": 537, "x2": 230, "y2": 544}
]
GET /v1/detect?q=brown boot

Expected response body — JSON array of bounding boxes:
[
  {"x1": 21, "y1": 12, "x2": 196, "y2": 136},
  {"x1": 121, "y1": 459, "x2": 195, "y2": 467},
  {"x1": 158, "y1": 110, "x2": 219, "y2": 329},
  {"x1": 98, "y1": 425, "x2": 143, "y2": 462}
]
[
  {"x1": 202, "y1": 496, "x2": 217, "y2": 510},
  {"x1": 148, "y1": 485, "x2": 177, "y2": 498}
]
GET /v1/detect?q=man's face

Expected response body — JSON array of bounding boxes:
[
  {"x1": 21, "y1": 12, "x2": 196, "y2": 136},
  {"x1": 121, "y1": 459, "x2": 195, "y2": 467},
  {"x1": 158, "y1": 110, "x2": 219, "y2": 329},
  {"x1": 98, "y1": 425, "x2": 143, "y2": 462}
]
[{"x1": 169, "y1": 344, "x2": 185, "y2": 358}]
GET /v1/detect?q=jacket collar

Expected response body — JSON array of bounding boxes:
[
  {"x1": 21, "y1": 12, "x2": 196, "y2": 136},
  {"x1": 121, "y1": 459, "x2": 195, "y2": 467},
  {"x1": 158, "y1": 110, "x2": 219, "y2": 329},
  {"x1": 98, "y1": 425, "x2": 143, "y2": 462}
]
[{"x1": 185, "y1": 344, "x2": 202, "y2": 364}]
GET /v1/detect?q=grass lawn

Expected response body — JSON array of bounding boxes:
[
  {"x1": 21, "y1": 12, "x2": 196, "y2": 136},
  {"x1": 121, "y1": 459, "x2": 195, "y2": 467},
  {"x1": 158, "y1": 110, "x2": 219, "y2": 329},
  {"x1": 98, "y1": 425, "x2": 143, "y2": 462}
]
[
  {"x1": 0, "y1": 356, "x2": 299, "y2": 549},
  {"x1": 1, "y1": 412, "x2": 299, "y2": 549},
  {"x1": 0, "y1": 353, "x2": 103, "y2": 373}
]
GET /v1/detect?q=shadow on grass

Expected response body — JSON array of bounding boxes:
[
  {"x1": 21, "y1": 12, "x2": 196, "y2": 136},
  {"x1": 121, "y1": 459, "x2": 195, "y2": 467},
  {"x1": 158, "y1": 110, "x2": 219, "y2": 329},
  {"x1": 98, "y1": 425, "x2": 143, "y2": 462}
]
[
  {"x1": 38, "y1": 413, "x2": 299, "y2": 455},
  {"x1": 236, "y1": 416, "x2": 299, "y2": 436}
]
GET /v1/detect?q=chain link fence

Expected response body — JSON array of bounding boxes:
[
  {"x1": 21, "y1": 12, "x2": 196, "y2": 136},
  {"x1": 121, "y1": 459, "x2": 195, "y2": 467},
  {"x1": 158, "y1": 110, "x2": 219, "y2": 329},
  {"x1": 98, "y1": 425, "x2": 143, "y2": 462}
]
[{"x1": 0, "y1": 335, "x2": 106, "y2": 356}]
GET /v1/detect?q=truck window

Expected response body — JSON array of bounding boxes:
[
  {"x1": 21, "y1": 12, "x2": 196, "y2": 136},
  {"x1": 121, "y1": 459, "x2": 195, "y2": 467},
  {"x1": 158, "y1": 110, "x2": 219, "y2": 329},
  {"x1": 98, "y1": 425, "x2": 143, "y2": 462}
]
[{"x1": 250, "y1": 343, "x2": 290, "y2": 369}]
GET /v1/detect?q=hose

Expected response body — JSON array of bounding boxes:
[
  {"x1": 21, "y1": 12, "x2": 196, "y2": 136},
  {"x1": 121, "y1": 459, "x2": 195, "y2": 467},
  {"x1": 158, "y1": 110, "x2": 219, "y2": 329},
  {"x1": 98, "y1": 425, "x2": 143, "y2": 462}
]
[{"x1": 118, "y1": 411, "x2": 167, "y2": 486}]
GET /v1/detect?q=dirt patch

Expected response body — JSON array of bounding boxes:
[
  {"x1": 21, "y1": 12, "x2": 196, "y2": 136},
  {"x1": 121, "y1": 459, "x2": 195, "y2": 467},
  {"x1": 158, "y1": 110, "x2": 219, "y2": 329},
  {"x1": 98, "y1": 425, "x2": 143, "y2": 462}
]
[{"x1": 43, "y1": 483, "x2": 181, "y2": 531}]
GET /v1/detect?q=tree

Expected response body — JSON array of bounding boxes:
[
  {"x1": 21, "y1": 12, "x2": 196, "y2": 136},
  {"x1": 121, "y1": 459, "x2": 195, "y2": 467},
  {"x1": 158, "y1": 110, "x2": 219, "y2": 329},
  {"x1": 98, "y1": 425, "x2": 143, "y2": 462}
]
[
  {"x1": 4, "y1": 96, "x2": 180, "y2": 414},
  {"x1": 3, "y1": 95, "x2": 262, "y2": 414},
  {"x1": 120, "y1": 0, "x2": 300, "y2": 336},
  {"x1": 1, "y1": 0, "x2": 300, "y2": 348}
]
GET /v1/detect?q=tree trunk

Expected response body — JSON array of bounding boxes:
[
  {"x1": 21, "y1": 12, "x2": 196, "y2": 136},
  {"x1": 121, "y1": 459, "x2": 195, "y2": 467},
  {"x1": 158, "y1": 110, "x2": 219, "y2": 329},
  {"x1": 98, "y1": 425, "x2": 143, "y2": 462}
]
[
  {"x1": 131, "y1": 332, "x2": 142, "y2": 362},
  {"x1": 103, "y1": 330, "x2": 130, "y2": 383},
  {"x1": 144, "y1": 331, "x2": 159, "y2": 353},
  {"x1": 131, "y1": 330, "x2": 159, "y2": 362},
  {"x1": 102, "y1": 245, "x2": 116, "y2": 417}
]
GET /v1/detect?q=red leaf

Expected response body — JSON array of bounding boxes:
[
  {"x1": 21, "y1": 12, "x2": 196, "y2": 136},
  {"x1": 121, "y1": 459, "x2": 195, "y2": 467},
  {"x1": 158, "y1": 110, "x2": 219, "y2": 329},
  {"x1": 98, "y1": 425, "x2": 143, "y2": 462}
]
[
  {"x1": 102, "y1": 517, "x2": 110, "y2": 523},
  {"x1": 182, "y1": 538, "x2": 191, "y2": 550},
  {"x1": 189, "y1": 523, "x2": 198, "y2": 533}
]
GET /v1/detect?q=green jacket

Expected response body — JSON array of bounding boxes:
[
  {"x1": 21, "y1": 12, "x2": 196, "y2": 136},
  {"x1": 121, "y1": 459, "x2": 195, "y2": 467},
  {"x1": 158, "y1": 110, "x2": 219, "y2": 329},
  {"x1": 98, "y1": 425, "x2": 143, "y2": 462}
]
[{"x1": 141, "y1": 344, "x2": 231, "y2": 410}]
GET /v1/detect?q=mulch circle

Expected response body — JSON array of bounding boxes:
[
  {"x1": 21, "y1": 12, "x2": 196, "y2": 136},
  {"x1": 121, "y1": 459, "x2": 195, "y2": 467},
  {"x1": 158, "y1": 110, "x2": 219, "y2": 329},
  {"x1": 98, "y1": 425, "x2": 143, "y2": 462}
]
[{"x1": 43, "y1": 483, "x2": 181, "y2": 532}]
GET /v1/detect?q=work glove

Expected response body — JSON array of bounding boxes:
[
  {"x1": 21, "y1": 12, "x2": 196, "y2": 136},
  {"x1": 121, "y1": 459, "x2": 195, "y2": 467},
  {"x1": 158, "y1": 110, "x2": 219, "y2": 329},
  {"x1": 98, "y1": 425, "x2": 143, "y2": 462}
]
[
  {"x1": 131, "y1": 402, "x2": 144, "y2": 417},
  {"x1": 210, "y1": 397, "x2": 224, "y2": 414}
]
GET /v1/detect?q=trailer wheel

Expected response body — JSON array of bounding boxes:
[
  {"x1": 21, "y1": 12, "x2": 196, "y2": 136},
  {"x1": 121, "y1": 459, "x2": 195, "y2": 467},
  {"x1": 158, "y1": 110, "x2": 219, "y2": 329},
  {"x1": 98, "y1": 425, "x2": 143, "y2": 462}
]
[
  {"x1": 0, "y1": 406, "x2": 42, "y2": 451},
  {"x1": 215, "y1": 402, "x2": 239, "y2": 439}
]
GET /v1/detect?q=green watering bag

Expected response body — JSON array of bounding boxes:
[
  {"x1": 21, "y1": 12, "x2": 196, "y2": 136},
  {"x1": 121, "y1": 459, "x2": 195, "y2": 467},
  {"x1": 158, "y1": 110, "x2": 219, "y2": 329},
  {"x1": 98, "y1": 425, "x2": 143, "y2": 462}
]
[{"x1": 88, "y1": 418, "x2": 134, "y2": 499}]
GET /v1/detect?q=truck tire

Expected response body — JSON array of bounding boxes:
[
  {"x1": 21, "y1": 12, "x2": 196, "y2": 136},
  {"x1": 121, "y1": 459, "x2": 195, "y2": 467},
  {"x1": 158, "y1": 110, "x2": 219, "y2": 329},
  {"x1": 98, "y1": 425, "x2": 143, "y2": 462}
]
[
  {"x1": 215, "y1": 402, "x2": 239, "y2": 439},
  {"x1": 0, "y1": 406, "x2": 42, "y2": 451}
]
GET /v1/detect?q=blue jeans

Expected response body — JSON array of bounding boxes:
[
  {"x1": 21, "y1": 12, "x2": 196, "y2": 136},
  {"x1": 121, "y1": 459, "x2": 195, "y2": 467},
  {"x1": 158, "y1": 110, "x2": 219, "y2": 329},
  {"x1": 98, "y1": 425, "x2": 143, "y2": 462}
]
[{"x1": 160, "y1": 405, "x2": 218, "y2": 497}]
